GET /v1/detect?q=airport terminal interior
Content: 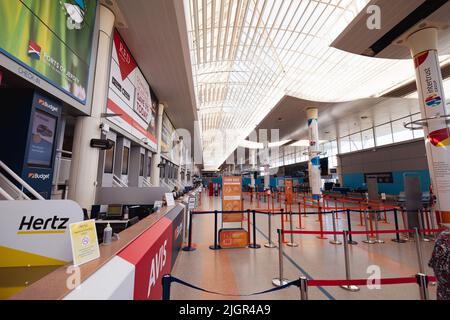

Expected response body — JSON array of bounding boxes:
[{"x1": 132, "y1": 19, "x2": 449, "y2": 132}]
[{"x1": 1, "y1": 0, "x2": 450, "y2": 302}]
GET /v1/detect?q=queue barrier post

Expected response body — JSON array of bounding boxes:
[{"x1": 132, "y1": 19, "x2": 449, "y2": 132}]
[
  {"x1": 416, "y1": 273, "x2": 430, "y2": 301},
  {"x1": 248, "y1": 210, "x2": 261, "y2": 249},
  {"x1": 162, "y1": 274, "x2": 172, "y2": 300},
  {"x1": 414, "y1": 228, "x2": 425, "y2": 275},
  {"x1": 209, "y1": 210, "x2": 221, "y2": 250},
  {"x1": 340, "y1": 230, "x2": 360, "y2": 292},
  {"x1": 287, "y1": 212, "x2": 299, "y2": 247},
  {"x1": 265, "y1": 210, "x2": 276, "y2": 248},
  {"x1": 346, "y1": 209, "x2": 358, "y2": 245},
  {"x1": 392, "y1": 208, "x2": 406, "y2": 243},
  {"x1": 417, "y1": 209, "x2": 430, "y2": 242},
  {"x1": 362, "y1": 210, "x2": 376, "y2": 244},
  {"x1": 299, "y1": 276, "x2": 309, "y2": 300},
  {"x1": 330, "y1": 211, "x2": 342, "y2": 245},
  {"x1": 272, "y1": 229, "x2": 289, "y2": 287},
  {"x1": 182, "y1": 210, "x2": 196, "y2": 252},
  {"x1": 374, "y1": 210, "x2": 385, "y2": 244},
  {"x1": 297, "y1": 202, "x2": 304, "y2": 230},
  {"x1": 280, "y1": 209, "x2": 287, "y2": 243},
  {"x1": 317, "y1": 206, "x2": 328, "y2": 240}
]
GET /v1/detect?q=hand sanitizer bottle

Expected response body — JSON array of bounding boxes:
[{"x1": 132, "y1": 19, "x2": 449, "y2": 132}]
[{"x1": 103, "y1": 223, "x2": 112, "y2": 245}]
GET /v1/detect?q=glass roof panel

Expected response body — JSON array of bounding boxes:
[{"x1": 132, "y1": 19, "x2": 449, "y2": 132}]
[{"x1": 185, "y1": 0, "x2": 448, "y2": 169}]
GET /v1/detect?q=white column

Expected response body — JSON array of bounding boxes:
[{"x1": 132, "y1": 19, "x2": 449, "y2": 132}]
[
  {"x1": 307, "y1": 108, "x2": 321, "y2": 198},
  {"x1": 68, "y1": 6, "x2": 115, "y2": 210},
  {"x1": 151, "y1": 103, "x2": 165, "y2": 186},
  {"x1": 178, "y1": 139, "x2": 183, "y2": 185},
  {"x1": 407, "y1": 28, "x2": 450, "y2": 223},
  {"x1": 263, "y1": 142, "x2": 270, "y2": 190}
]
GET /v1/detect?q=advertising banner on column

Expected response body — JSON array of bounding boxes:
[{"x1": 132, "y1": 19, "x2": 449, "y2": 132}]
[
  {"x1": 107, "y1": 30, "x2": 157, "y2": 151},
  {"x1": 414, "y1": 49, "x2": 450, "y2": 214},
  {"x1": 222, "y1": 176, "x2": 243, "y2": 222},
  {"x1": 0, "y1": 0, "x2": 97, "y2": 105},
  {"x1": 161, "y1": 112, "x2": 177, "y2": 162}
]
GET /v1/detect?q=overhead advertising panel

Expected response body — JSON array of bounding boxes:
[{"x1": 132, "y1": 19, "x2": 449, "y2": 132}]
[
  {"x1": 161, "y1": 112, "x2": 176, "y2": 161},
  {"x1": 107, "y1": 30, "x2": 157, "y2": 151},
  {"x1": 0, "y1": 0, "x2": 97, "y2": 105}
]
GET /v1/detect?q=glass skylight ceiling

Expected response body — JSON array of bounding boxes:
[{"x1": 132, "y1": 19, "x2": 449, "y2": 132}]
[{"x1": 184, "y1": 0, "x2": 448, "y2": 169}]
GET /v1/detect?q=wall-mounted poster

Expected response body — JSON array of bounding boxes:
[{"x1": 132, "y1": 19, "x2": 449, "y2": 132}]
[
  {"x1": 0, "y1": 0, "x2": 97, "y2": 104},
  {"x1": 27, "y1": 110, "x2": 57, "y2": 167},
  {"x1": 107, "y1": 29, "x2": 157, "y2": 151}
]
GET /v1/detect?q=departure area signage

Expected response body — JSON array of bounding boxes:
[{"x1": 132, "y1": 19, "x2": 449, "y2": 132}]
[{"x1": 0, "y1": 0, "x2": 97, "y2": 105}]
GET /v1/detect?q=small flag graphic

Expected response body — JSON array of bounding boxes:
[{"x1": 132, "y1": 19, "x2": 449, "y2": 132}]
[{"x1": 28, "y1": 40, "x2": 41, "y2": 60}]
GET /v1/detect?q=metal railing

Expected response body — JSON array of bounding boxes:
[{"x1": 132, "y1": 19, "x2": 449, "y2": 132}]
[
  {"x1": 142, "y1": 178, "x2": 153, "y2": 187},
  {"x1": 0, "y1": 185, "x2": 14, "y2": 200},
  {"x1": 0, "y1": 172, "x2": 31, "y2": 200},
  {"x1": 0, "y1": 160, "x2": 45, "y2": 200},
  {"x1": 112, "y1": 174, "x2": 128, "y2": 188}
]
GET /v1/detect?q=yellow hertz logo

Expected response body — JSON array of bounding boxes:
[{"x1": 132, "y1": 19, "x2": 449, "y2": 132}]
[{"x1": 17, "y1": 216, "x2": 68, "y2": 235}]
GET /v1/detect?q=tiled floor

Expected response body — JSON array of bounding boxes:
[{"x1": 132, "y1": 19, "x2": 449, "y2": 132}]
[{"x1": 171, "y1": 192, "x2": 437, "y2": 300}]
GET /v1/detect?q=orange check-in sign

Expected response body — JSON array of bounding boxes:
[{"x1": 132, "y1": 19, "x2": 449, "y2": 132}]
[{"x1": 222, "y1": 176, "x2": 243, "y2": 222}]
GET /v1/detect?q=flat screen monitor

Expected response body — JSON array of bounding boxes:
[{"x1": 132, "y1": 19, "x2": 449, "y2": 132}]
[
  {"x1": 107, "y1": 204, "x2": 123, "y2": 217},
  {"x1": 122, "y1": 146, "x2": 129, "y2": 175},
  {"x1": 104, "y1": 140, "x2": 115, "y2": 174},
  {"x1": 27, "y1": 110, "x2": 57, "y2": 168}
]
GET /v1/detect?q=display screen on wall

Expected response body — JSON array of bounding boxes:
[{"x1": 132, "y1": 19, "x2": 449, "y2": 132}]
[
  {"x1": 122, "y1": 146, "x2": 129, "y2": 175},
  {"x1": 0, "y1": 0, "x2": 97, "y2": 104},
  {"x1": 107, "y1": 29, "x2": 157, "y2": 151},
  {"x1": 28, "y1": 110, "x2": 57, "y2": 167},
  {"x1": 104, "y1": 140, "x2": 115, "y2": 174},
  {"x1": 364, "y1": 172, "x2": 393, "y2": 184}
]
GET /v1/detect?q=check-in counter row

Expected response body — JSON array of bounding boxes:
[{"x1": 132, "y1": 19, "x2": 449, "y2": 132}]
[{"x1": 8, "y1": 201, "x2": 189, "y2": 300}]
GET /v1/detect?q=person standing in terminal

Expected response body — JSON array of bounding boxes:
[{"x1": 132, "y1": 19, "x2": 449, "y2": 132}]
[{"x1": 429, "y1": 224, "x2": 450, "y2": 300}]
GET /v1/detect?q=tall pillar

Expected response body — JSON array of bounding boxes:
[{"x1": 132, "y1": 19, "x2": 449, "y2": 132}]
[
  {"x1": 68, "y1": 6, "x2": 115, "y2": 210},
  {"x1": 151, "y1": 103, "x2": 165, "y2": 186},
  {"x1": 263, "y1": 142, "x2": 270, "y2": 190},
  {"x1": 307, "y1": 108, "x2": 321, "y2": 199},
  {"x1": 178, "y1": 139, "x2": 183, "y2": 185},
  {"x1": 407, "y1": 28, "x2": 450, "y2": 223}
]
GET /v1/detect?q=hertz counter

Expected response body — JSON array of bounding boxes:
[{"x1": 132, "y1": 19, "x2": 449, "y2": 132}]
[{"x1": 10, "y1": 201, "x2": 187, "y2": 300}]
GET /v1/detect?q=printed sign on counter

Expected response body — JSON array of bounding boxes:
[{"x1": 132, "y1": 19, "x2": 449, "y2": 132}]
[
  {"x1": 165, "y1": 193, "x2": 175, "y2": 207},
  {"x1": 188, "y1": 197, "x2": 196, "y2": 210},
  {"x1": 69, "y1": 220, "x2": 100, "y2": 267}
]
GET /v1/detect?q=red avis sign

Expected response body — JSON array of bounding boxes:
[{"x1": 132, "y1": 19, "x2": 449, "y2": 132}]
[
  {"x1": 118, "y1": 218, "x2": 173, "y2": 300},
  {"x1": 113, "y1": 30, "x2": 137, "y2": 81}
]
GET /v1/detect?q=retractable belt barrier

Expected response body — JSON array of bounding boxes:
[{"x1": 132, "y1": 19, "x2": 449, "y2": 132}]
[{"x1": 161, "y1": 273, "x2": 437, "y2": 301}]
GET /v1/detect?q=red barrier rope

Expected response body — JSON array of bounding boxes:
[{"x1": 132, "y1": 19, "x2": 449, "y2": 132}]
[
  {"x1": 282, "y1": 229, "x2": 445, "y2": 236},
  {"x1": 308, "y1": 276, "x2": 436, "y2": 287}
]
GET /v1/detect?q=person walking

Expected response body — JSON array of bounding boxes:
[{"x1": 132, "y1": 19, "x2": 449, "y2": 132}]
[{"x1": 429, "y1": 224, "x2": 450, "y2": 300}]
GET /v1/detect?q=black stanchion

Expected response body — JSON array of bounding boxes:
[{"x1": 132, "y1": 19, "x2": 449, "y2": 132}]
[
  {"x1": 346, "y1": 209, "x2": 358, "y2": 245},
  {"x1": 209, "y1": 210, "x2": 221, "y2": 250},
  {"x1": 182, "y1": 210, "x2": 196, "y2": 251},
  {"x1": 162, "y1": 274, "x2": 172, "y2": 300},
  {"x1": 249, "y1": 210, "x2": 261, "y2": 249},
  {"x1": 392, "y1": 208, "x2": 406, "y2": 243}
]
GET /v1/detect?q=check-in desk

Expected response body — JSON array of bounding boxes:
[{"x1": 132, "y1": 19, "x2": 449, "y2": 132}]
[{"x1": 11, "y1": 202, "x2": 187, "y2": 300}]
